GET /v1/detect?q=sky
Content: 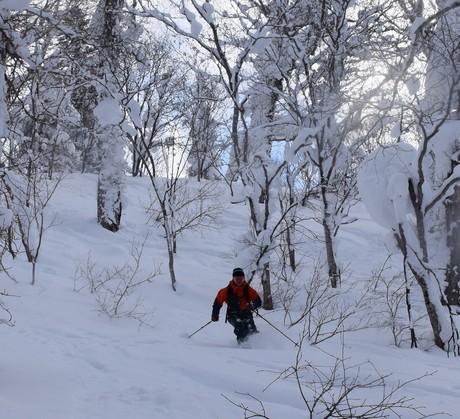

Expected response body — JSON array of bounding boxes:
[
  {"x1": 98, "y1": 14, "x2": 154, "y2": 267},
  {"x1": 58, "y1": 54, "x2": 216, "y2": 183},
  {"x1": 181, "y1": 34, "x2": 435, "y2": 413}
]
[{"x1": 1, "y1": 173, "x2": 459, "y2": 419}]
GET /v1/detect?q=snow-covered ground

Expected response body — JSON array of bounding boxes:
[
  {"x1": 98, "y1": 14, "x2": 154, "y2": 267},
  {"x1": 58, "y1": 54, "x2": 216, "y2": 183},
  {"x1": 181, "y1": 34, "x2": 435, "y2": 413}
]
[{"x1": 1, "y1": 174, "x2": 458, "y2": 418}]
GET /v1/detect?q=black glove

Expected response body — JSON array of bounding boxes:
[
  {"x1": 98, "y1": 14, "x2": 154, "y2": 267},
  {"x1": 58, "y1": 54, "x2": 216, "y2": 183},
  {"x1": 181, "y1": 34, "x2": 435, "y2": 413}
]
[
  {"x1": 244, "y1": 302, "x2": 254, "y2": 312},
  {"x1": 211, "y1": 313, "x2": 219, "y2": 322}
]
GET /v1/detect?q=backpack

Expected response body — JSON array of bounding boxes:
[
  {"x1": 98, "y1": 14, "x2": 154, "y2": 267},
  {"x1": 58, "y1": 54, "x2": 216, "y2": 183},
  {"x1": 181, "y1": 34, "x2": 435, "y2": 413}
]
[{"x1": 225, "y1": 283, "x2": 250, "y2": 321}]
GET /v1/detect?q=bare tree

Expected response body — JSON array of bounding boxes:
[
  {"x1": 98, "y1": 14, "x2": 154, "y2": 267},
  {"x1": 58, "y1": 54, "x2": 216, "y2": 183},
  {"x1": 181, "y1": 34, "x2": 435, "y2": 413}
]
[
  {"x1": 141, "y1": 140, "x2": 226, "y2": 291},
  {"x1": 119, "y1": 34, "x2": 187, "y2": 178},
  {"x1": 186, "y1": 69, "x2": 225, "y2": 181}
]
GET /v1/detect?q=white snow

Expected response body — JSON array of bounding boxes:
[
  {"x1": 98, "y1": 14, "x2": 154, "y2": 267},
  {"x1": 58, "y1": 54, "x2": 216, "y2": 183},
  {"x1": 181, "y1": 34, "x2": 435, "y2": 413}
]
[
  {"x1": 357, "y1": 142, "x2": 416, "y2": 229},
  {"x1": 0, "y1": 0, "x2": 31, "y2": 11},
  {"x1": 94, "y1": 97, "x2": 123, "y2": 126},
  {"x1": 1, "y1": 173, "x2": 459, "y2": 418}
]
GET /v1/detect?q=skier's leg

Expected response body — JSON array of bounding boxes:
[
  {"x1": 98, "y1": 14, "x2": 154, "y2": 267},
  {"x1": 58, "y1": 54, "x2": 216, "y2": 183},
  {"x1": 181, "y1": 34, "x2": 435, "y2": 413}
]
[
  {"x1": 228, "y1": 314, "x2": 249, "y2": 344},
  {"x1": 228, "y1": 314, "x2": 242, "y2": 339},
  {"x1": 247, "y1": 314, "x2": 258, "y2": 334},
  {"x1": 237, "y1": 315, "x2": 253, "y2": 343}
]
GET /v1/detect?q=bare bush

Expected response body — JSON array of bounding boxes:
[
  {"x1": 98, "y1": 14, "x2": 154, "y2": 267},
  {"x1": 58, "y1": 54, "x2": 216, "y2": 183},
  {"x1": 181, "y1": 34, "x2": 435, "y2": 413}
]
[
  {"x1": 74, "y1": 237, "x2": 160, "y2": 328},
  {"x1": 223, "y1": 393, "x2": 269, "y2": 419},
  {"x1": 1, "y1": 171, "x2": 61, "y2": 285},
  {"x1": 282, "y1": 260, "x2": 373, "y2": 345},
  {"x1": 288, "y1": 338, "x2": 435, "y2": 418},
  {"x1": 0, "y1": 289, "x2": 15, "y2": 327},
  {"x1": 367, "y1": 256, "x2": 426, "y2": 348},
  {"x1": 226, "y1": 336, "x2": 439, "y2": 418}
]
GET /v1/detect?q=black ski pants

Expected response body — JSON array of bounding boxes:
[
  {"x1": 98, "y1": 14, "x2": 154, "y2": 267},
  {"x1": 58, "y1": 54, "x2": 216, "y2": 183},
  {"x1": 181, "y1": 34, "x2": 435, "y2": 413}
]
[{"x1": 227, "y1": 311, "x2": 258, "y2": 344}]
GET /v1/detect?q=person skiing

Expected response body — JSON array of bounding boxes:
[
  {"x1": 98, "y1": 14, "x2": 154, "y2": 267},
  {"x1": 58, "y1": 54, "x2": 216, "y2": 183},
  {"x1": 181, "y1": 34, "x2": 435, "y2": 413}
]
[{"x1": 211, "y1": 267, "x2": 262, "y2": 345}]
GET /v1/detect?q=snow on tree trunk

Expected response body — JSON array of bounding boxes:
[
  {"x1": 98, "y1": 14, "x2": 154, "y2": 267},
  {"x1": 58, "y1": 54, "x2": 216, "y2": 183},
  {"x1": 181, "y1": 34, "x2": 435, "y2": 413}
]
[
  {"x1": 94, "y1": 94, "x2": 126, "y2": 232},
  {"x1": 92, "y1": 0, "x2": 129, "y2": 232},
  {"x1": 97, "y1": 143, "x2": 124, "y2": 233}
]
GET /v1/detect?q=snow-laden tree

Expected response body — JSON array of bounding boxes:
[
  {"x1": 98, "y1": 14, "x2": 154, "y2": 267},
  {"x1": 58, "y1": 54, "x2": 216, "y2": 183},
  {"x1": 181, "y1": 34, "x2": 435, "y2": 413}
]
[
  {"x1": 233, "y1": 0, "x2": 297, "y2": 308},
  {"x1": 359, "y1": 1, "x2": 460, "y2": 354},
  {"x1": 92, "y1": 0, "x2": 135, "y2": 232},
  {"x1": 358, "y1": 131, "x2": 460, "y2": 353},
  {"x1": 254, "y1": 0, "x2": 392, "y2": 288},
  {"x1": 137, "y1": 0, "x2": 388, "y2": 303},
  {"x1": 64, "y1": 1, "x2": 102, "y2": 174},
  {"x1": 0, "y1": 0, "x2": 68, "y2": 284},
  {"x1": 421, "y1": 1, "x2": 460, "y2": 306},
  {"x1": 8, "y1": 21, "x2": 81, "y2": 178},
  {"x1": 54, "y1": 0, "x2": 139, "y2": 231}
]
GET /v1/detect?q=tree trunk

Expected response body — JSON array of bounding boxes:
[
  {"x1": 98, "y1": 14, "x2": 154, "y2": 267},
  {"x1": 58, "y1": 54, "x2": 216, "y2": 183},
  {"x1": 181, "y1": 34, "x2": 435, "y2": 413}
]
[
  {"x1": 322, "y1": 185, "x2": 340, "y2": 288},
  {"x1": 97, "y1": 177, "x2": 122, "y2": 232},
  {"x1": 411, "y1": 269, "x2": 444, "y2": 349},
  {"x1": 261, "y1": 262, "x2": 273, "y2": 310},
  {"x1": 324, "y1": 219, "x2": 340, "y2": 288},
  {"x1": 397, "y1": 225, "x2": 458, "y2": 353},
  {"x1": 286, "y1": 223, "x2": 296, "y2": 272},
  {"x1": 168, "y1": 247, "x2": 177, "y2": 292}
]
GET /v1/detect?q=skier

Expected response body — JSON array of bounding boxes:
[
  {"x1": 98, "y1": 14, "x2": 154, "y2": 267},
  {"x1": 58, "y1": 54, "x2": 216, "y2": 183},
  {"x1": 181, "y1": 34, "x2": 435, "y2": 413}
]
[{"x1": 211, "y1": 267, "x2": 262, "y2": 345}]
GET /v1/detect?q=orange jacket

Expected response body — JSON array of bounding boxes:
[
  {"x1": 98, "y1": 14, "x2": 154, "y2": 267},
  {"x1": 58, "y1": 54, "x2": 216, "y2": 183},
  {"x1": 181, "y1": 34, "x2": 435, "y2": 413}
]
[{"x1": 213, "y1": 280, "x2": 261, "y2": 315}]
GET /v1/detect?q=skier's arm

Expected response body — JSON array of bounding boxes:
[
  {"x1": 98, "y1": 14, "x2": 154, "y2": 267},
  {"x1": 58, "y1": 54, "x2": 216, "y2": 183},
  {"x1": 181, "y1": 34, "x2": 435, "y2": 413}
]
[
  {"x1": 251, "y1": 295, "x2": 262, "y2": 310},
  {"x1": 211, "y1": 288, "x2": 227, "y2": 321},
  {"x1": 211, "y1": 299, "x2": 221, "y2": 321},
  {"x1": 248, "y1": 287, "x2": 262, "y2": 310}
]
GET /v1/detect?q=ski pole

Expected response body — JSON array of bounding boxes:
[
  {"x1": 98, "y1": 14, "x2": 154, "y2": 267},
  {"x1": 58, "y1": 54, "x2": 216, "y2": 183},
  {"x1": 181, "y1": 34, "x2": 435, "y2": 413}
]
[
  {"x1": 254, "y1": 309, "x2": 299, "y2": 347},
  {"x1": 187, "y1": 320, "x2": 213, "y2": 339}
]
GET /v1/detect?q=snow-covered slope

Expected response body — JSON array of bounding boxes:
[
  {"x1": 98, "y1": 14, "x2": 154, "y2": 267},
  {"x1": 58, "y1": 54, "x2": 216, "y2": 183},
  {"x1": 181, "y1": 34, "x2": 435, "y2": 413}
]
[{"x1": 1, "y1": 174, "x2": 458, "y2": 418}]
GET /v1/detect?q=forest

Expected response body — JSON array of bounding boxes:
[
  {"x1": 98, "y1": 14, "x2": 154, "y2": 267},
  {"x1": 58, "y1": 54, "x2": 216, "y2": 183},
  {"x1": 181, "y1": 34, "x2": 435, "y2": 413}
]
[{"x1": 1, "y1": 0, "x2": 460, "y2": 367}]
